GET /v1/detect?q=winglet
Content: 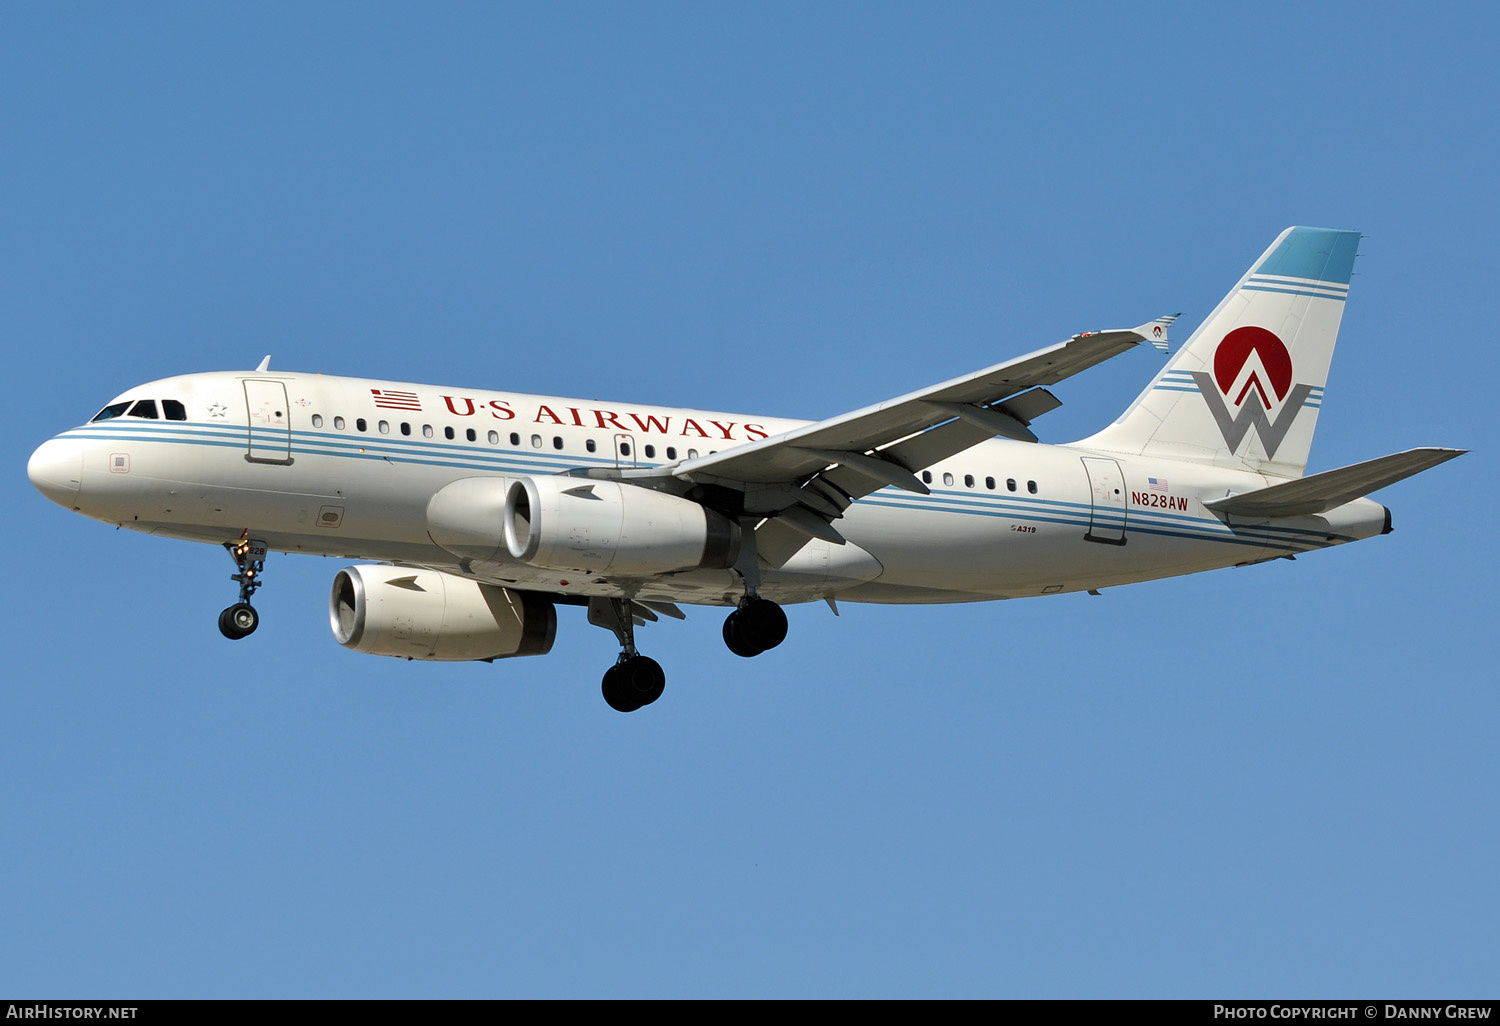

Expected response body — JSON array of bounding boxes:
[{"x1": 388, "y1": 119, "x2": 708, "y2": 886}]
[
  {"x1": 255, "y1": 355, "x2": 272, "y2": 372},
  {"x1": 1133, "y1": 313, "x2": 1180, "y2": 354}
]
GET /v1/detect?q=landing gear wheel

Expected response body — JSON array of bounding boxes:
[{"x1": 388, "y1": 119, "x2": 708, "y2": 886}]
[
  {"x1": 723, "y1": 614, "x2": 764, "y2": 658},
  {"x1": 219, "y1": 536, "x2": 268, "y2": 641},
  {"x1": 602, "y1": 656, "x2": 666, "y2": 712},
  {"x1": 624, "y1": 656, "x2": 666, "y2": 707},
  {"x1": 218, "y1": 602, "x2": 259, "y2": 640},
  {"x1": 602, "y1": 664, "x2": 639, "y2": 712},
  {"x1": 723, "y1": 599, "x2": 787, "y2": 657}
]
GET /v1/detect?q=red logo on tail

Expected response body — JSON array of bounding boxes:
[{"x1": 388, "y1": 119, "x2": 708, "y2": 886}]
[
  {"x1": 1191, "y1": 326, "x2": 1313, "y2": 460},
  {"x1": 1213, "y1": 326, "x2": 1293, "y2": 409}
]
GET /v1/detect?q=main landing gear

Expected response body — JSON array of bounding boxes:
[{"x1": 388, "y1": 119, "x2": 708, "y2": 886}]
[
  {"x1": 218, "y1": 536, "x2": 267, "y2": 640},
  {"x1": 722, "y1": 598, "x2": 788, "y2": 658},
  {"x1": 602, "y1": 654, "x2": 666, "y2": 714},
  {"x1": 589, "y1": 597, "x2": 666, "y2": 713},
  {"x1": 722, "y1": 524, "x2": 788, "y2": 658}
]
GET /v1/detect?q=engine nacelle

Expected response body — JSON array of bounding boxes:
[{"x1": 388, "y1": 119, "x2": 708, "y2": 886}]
[
  {"x1": 426, "y1": 476, "x2": 512, "y2": 563},
  {"x1": 329, "y1": 565, "x2": 556, "y2": 662},
  {"x1": 503, "y1": 476, "x2": 740, "y2": 575}
]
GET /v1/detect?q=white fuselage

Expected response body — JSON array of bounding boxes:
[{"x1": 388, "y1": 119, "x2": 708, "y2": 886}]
[{"x1": 29, "y1": 369, "x2": 1389, "y2": 609}]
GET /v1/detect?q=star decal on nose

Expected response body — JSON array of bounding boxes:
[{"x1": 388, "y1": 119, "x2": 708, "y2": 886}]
[{"x1": 208, "y1": 403, "x2": 228, "y2": 419}]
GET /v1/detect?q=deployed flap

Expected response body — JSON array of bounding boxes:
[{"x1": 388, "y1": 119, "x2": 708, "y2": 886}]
[
  {"x1": 998, "y1": 387, "x2": 1063, "y2": 425},
  {"x1": 637, "y1": 600, "x2": 686, "y2": 620},
  {"x1": 755, "y1": 518, "x2": 816, "y2": 569},
  {"x1": 1204, "y1": 448, "x2": 1466, "y2": 518},
  {"x1": 675, "y1": 325, "x2": 1160, "y2": 489}
]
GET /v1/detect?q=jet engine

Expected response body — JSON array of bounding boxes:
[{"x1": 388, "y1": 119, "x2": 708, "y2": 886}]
[
  {"x1": 503, "y1": 476, "x2": 740, "y2": 575},
  {"x1": 426, "y1": 476, "x2": 513, "y2": 564},
  {"x1": 329, "y1": 564, "x2": 556, "y2": 662}
]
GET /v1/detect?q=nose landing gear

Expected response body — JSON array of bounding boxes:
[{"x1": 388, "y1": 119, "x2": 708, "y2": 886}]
[{"x1": 219, "y1": 536, "x2": 267, "y2": 640}]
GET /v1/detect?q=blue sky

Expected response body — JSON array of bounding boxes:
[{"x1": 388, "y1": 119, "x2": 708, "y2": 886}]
[{"x1": 3, "y1": 3, "x2": 1495, "y2": 998}]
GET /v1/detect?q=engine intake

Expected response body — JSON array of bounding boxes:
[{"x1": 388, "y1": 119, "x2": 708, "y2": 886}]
[
  {"x1": 503, "y1": 476, "x2": 740, "y2": 575},
  {"x1": 330, "y1": 565, "x2": 556, "y2": 662}
]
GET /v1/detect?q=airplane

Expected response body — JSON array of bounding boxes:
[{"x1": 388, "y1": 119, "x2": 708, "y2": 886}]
[{"x1": 27, "y1": 227, "x2": 1464, "y2": 712}]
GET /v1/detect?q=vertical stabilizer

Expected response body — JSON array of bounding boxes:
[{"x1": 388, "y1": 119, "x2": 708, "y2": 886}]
[{"x1": 1082, "y1": 227, "x2": 1361, "y2": 479}]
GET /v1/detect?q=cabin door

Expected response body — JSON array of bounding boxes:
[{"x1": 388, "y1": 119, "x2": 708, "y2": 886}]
[
  {"x1": 244, "y1": 380, "x2": 293, "y2": 464},
  {"x1": 1081, "y1": 457, "x2": 1127, "y2": 544}
]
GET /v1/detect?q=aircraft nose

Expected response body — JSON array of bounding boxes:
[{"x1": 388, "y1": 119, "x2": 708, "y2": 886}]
[{"x1": 27, "y1": 437, "x2": 84, "y2": 509}]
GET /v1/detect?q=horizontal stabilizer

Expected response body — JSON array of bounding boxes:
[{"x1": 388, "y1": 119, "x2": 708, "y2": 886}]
[{"x1": 1204, "y1": 447, "x2": 1466, "y2": 518}]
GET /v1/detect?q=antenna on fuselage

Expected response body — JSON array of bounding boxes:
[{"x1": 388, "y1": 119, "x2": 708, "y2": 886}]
[{"x1": 255, "y1": 356, "x2": 271, "y2": 372}]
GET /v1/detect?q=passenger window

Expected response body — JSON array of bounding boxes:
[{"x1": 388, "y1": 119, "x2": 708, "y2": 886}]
[
  {"x1": 620, "y1": 442, "x2": 631, "y2": 456},
  {"x1": 687, "y1": 449, "x2": 698, "y2": 459},
  {"x1": 162, "y1": 400, "x2": 187, "y2": 421},
  {"x1": 127, "y1": 400, "x2": 158, "y2": 419},
  {"x1": 666, "y1": 447, "x2": 677, "y2": 460},
  {"x1": 510, "y1": 432, "x2": 520, "y2": 446},
  {"x1": 586, "y1": 439, "x2": 597, "y2": 453},
  {"x1": 400, "y1": 422, "x2": 411, "y2": 436},
  {"x1": 985, "y1": 476, "x2": 995, "y2": 490},
  {"x1": 1028, "y1": 480, "x2": 1038, "y2": 494},
  {"x1": 488, "y1": 430, "x2": 499, "y2": 444},
  {"x1": 553, "y1": 436, "x2": 563, "y2": 450},
  {"x1": 1007, "y1": 478, "x2": 1017, "y2": 492},
  {"x1": 922, "y1": 470, "x2": 932, "y2": 484},
  {"x1": 91, "y1": 402, "x2": 131, "y2": 422},
  {"x1": 465, "y1": 428, "x2": 475, "y2": 442},
  {"x1": 444, "y1": 427, "x2": 454, "y2": 440},
  {"x1": 644, "y1": 444, "x2": 656, "y2": 458},
  {"x1": 357, "y1": 418, "x2": 367, "y2": 432},
  {"x1": 531, "y1": 434, "x2": 542, "y2": 448},
  {"x1": 422, "y1": 425, "x2": 433, "y2": 438},
  {"x1": 311, "y1": 414, "x2": 323, "y2": 428},
  {"x1": 964, "y1": 474, "x2": 974, "y2": 488},
  {"x1": 942, "y1": 472, "x2": 954, "y2": 486},
  {"x1": 334, "y1": 416, "x2": 346, "y2": 430},
  {"x1": 378, "y1": 421, "x2": 390, "y2": 434}
]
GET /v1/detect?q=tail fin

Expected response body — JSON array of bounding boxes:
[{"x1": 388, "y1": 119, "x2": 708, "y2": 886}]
[{"x1": 1082, "y1": 227, "x2": 1361, "y2": 479}]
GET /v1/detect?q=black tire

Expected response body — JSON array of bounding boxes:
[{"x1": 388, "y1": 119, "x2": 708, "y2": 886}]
[
  {"x1": 738, "y1": 599, "x2": 787, "y2": 652},
  {"x1": 624, "y1": 656, "x2": 666, "y2": 706},
  {"x1": 602, "y1": 664, "x2": 643, "y2": 713},
  {"x1": 219, "y1": 603, "x2": 258, "y2": 640},
  {"x1": 722, "y1": 612, "x2": 764, "y2": 658}
]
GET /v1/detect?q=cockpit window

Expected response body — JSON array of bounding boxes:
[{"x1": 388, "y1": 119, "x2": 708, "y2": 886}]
[
  {"x1": 91, "y1": 402, "x2": 131, "y2": 422},
  {"x1": 126, "y1": 400, "x2": 159, "y2": 419},
  {"x1": 162, "y1": 400, "x2": 186, "y2": 421}
]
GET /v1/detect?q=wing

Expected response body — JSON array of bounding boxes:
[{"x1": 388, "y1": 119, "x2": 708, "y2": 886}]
[{"x1": 622, "y1": 317, "x2": 1172, "y2": 564}]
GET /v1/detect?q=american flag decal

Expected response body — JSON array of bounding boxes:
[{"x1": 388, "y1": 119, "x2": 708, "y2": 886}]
[
  {"x1": 1148, "y1": 477, "x2": 1168, "y2": 491},
  {"x1": 371, "y1": 389, "x2": 422, "y2": 411}
]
